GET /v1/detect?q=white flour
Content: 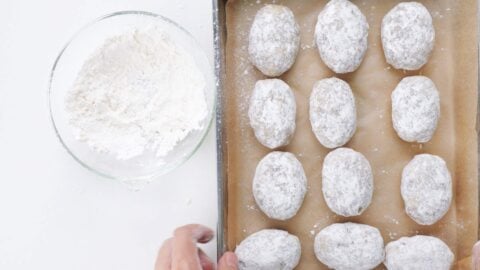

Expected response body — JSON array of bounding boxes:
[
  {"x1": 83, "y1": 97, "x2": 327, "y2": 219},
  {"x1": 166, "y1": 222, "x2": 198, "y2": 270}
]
[{"x1": 66, "y1": 26, "x2": 207, "y2": 160}]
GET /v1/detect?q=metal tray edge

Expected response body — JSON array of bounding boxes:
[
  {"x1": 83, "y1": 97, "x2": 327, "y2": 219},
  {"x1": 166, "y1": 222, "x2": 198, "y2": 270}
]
[{"x1": 213, "y1": 0, "x2": 228, "y2": 259}]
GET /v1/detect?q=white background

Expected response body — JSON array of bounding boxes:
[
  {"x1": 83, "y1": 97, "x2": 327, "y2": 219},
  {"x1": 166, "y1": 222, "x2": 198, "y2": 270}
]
[{"x1": 0, "y1": 0, "x2": 217, "y2": 269}]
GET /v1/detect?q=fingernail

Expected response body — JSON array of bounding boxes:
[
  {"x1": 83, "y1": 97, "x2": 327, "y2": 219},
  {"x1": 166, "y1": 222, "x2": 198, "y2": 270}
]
[
  {"x1": 225, "y1": 252, "x2": 238, "y2": 268},
  {"x1": 198, "y1": 231, "x2": 214, "y2": 242}
]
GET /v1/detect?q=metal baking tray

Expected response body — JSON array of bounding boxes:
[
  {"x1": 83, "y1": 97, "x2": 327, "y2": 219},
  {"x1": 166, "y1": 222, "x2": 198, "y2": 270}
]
[
  {"x1": 213, "y1": 0, "x2": 228, "y2": 258},
  {"x1": 213, "y1": 0, "x2": 480, "y2": 267}
]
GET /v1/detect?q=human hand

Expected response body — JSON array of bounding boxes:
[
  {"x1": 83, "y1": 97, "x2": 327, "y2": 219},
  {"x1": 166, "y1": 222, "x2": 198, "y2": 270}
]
[
  {"x1": 473, "y1": 241, "x2": 480, "y2": 269},
  {"x1": 155, "y1": 224, "x2": 238, "y2": 270}
]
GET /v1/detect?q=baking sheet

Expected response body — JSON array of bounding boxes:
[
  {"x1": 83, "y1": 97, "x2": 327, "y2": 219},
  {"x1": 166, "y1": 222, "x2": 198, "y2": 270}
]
[{"x1": 219, "y1": 0, "x2": 478, "y2": 268}]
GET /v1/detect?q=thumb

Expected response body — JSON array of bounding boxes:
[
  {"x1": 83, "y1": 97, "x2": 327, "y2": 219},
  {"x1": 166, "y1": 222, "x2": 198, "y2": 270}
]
[
  {"x1": 218, "y1": 251, "x2": 238, "y2": 270},
  {"x1": 473, "y1": 241, "x2": 480, "y2": 270}
]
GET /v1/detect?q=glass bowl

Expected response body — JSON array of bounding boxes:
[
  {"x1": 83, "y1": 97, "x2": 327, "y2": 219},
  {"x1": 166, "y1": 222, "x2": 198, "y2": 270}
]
[{"x1": 48, "y1": 11, "x2": 215, "y2": 183}]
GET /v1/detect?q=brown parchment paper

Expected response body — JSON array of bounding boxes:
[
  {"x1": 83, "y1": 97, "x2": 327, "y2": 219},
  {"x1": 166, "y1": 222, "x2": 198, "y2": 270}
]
[{"x1": 223, "y1": 0, "x2": 478, "y2": 269}]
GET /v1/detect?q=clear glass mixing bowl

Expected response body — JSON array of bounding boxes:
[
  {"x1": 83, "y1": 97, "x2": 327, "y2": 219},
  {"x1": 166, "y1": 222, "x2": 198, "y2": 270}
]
[{"x1": 48, "y1": 11, "x2": 215, "y2": 183}]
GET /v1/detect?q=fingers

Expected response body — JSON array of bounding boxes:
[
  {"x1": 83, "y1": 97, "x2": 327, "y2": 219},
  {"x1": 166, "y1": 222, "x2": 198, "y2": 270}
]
[
  {"x1": 198, "y1": 249, "x2": 215, "y2": 270},
  {"x1": 155, "y1": 238, "x2": 173, "y2": 270},
  {"x1": 473, "y1": 241, "x2": 480, "y2": 270},
  {"x1": 171, "y1": 224, "x2": 215, "y2": 269},
  {"x1": 217, "y1": 252, "x2": 238, "y2": 270}
]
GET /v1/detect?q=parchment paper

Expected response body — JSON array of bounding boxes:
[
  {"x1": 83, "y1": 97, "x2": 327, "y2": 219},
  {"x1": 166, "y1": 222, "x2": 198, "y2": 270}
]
[{"x1": 223, "y1": 0, "x2": 478, "y2": 268}]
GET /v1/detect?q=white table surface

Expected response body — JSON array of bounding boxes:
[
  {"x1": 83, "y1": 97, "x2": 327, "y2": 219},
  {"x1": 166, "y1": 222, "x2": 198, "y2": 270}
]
[{"x1": 0, "y1": 0, "x2": 217, "y2": 269}]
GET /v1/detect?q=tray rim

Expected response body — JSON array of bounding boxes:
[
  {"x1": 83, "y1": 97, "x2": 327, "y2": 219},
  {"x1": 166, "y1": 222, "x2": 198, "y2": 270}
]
[{"x1": 213, "y1": 0, "x2": 228, "y2": 259}]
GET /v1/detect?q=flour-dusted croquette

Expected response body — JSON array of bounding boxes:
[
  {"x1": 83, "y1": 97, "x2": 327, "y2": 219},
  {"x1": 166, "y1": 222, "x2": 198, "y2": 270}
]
[
  {"x1": 384, "y1": 235, "x2": 454, "y2": 270},
  {"x1": 309, "y1": 77, "x2": 356, "y2": 149},
  {"x1": 401, "y1": 154, "x2": 452, "y2": 225},
  {"x1": 314, "y1": 222, "x2": 384, "y2": 270},
  {"x1": 381, "y1": 2, "x2": 435, "y2": 70},
  {"x1": 315, "y1": 0, "x2": 369, "y2": 73},
  {"x1": 235, "y1": 229, "x2": 301, "y2": 270},
  {"x1": 248, "y1": 79, "x2": 296, "y2": 149},
  {"x1": 392, "y1": 76, "x2": 440, "y2": 143},
  {"x1": 253, "y1": 151, "x2": 307, "y2": 220},
  {"x1": 248, "y1": 5, "x2": 300, "y2": 77},
  {"x1": 322, "y1": 148, "x2": 373, "y2": 217}
]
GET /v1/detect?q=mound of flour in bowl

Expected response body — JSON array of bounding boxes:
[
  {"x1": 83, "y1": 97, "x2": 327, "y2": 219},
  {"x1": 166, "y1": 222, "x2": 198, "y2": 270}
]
[{"x1": 66, "y1": 26, "x2": 207, "y2": 160}]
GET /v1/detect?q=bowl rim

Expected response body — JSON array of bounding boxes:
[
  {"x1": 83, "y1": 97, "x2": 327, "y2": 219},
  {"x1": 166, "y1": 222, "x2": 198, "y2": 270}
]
[{"x1": 48, "y1": 10, "x2": 216, "y2": 182}]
